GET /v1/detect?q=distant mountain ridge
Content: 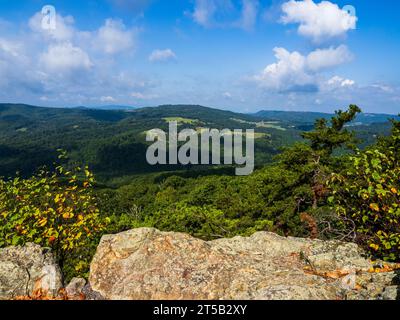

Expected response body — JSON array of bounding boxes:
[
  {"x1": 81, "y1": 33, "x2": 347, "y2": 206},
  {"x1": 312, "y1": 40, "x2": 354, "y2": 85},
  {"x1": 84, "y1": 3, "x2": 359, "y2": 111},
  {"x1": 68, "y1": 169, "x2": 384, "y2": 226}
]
[
  {"x1": 74, "y1": 105, "x2": 137, "y2": 111},
  {"x1": 1, "y1": 103, "x2": 398, "y2": 127},
  {"x1": 254, "y1": 110, "x2": 400, "y2": 125}
]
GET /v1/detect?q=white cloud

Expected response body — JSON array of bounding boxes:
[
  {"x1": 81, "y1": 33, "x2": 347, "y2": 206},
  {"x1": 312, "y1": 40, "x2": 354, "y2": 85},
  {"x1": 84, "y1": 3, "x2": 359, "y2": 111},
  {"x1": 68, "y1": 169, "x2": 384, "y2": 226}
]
[
  {"x1": 341, "y1": 79, "x2": 355, "y2": 87},
  {"x1": 30, "y1": 13, "x2": 136, "y2": 56},
  {"x1": 370, "y1": 84, "x2": 394, "y2": 93},
  {"x1": 281, "y1": 0, "x2": 357, "y2": 42},
  {"x1": 0, "y1": 40, "x2": 19, "y2": 88},
  {"x1": 29, "y1": 12, "x2": 75, "y2": 42},
  {"x1": 223, "y1": 91, "x2": 232, "y2": 98},
  {"x1": 149, "y1": 49, "x2": 176, "y2": 62},
  {"x1": 40, "y1": 42, "x2": 93, "y2": 73},
  {"x1": 94, "y1": 19, "x2": 136, "y2": 55},
  {"x1": 0, "y1": 38, "x2": 22, "y2": 58},
  {"x1": 254, "y1": 47, "x2": 314, "y2": 92},
  {"x1": 254, "y1": 46, "x2": 353, "y2": 92},
  {"x1": 0, "y1": 11, "x2": 151, "y2": 105},
  {"x1": 327, "y1": 76, "x2": 355, "y2": 88},
  {"x1": 1, "y1": 13, "x2": 153, "y2": 105},
  {"x1": 0, "y1": 37, "x2": 44, "y2": 93},
  {"x1": 100, "y1": 96, "x2": 116, "y2": 102},
  {"x1": 1, "y1": 7, "x2": 398, "y2": 114},
  {"x1": 307, "y1": 45, "x2": 353, "y2": 71}
]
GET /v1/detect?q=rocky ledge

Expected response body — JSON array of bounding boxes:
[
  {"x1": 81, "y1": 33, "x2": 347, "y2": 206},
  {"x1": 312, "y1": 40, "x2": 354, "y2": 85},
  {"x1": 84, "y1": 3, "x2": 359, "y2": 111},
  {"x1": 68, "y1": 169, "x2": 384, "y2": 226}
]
[
  {"x1": 0, "y1": 243, "x2": 63, "y2": 299},
  {"x1": 1, "y1": 228, "x2": 399, "y2": 300},
  {"x1": 89, "y1": 228, "x2": 399, "y2": 300}
]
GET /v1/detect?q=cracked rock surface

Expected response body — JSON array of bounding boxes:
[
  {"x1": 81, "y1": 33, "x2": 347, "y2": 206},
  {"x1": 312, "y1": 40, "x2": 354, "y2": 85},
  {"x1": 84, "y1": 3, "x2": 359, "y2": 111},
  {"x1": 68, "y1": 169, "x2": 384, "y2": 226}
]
[
  {"x1": 0, "y1": 243, "x2": 63, "y2": 299},
  {"x1": 1, "y1": 229, "x2": 398, "y2": 300},
  {"x1": 89, "y1": 228, "x2": 400, "y2": 300}
]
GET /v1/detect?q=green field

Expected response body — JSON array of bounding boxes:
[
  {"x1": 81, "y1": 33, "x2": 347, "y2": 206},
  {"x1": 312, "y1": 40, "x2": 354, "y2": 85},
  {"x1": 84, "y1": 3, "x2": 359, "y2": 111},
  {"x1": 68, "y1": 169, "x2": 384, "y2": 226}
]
[{"x1": 163, "y1": 117, "x2": 201, "y2": 125}]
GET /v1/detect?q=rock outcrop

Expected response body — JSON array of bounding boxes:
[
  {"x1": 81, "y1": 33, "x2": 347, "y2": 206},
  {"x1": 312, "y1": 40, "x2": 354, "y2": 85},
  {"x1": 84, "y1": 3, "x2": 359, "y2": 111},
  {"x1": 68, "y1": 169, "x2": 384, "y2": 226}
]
[
  {"x1": 0, "y1": 243, "x2": 63, "y2": 300},
  {"x1": 65, "y1": 277, "x2": 87, "y2": 300},
  {"x1": 89, "y1": 228, "x2": 400, "y2": 300},
  {"x1": 1, "y1": 229, "x2": 398, "y2": 300}
]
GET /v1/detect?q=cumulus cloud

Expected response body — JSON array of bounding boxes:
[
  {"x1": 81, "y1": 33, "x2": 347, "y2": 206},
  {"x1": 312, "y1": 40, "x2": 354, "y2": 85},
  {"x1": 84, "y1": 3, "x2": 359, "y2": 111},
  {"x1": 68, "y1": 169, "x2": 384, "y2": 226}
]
[
  {"x1": 0, "y1": 12, "x2": 153, "y2": 105},
  {"x1": 29, "y1": 12, "x2": 75, "y2": 42},
  {"x1": 253, "y1": 45, "x2": 353, "y2": 92},
  {"x1": 306, "y1": 45, "x2": 353, "y2": 71},
  {"x1": 149, "y1": 49, "x2": 176, "y2": 62},
  {"x1": 0, "y1": 39, "x2": 21, "y2": 87},
  {"x1": 29, "y1": 13, "x2": 136, "y2": 56},
  {"x1": 0, "y1": 38, "x2": 23, "y2": 58},
  {"x1": 254, "y1": 47, "x2": 315, "y2": 92},
  {"x1": 340, "y1": 79, "x2": 355, "y2": 87},
  {"x1": 40, "y1": 42, "x2": 93, "y2": 73},
  {"x1": 326, "y1": 76, "x2": 355, "y2": 88},
  {"x1": 0, "y1": 37, "x2": 45, "y2": 94},
  {"x1": 100, "y1": 96, "x2": 116, "y2": 102},
  {"x1": 94, "y1": 19, "x2": 136, "y2": 55},
  {"x1": 281, "y1": 0, "x2": 357, "y2": 42}
]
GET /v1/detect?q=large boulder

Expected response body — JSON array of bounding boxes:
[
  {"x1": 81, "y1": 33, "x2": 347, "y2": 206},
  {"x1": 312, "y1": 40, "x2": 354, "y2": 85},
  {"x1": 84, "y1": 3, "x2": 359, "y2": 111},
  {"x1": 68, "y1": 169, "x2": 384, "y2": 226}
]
[
  {"x1": 89, "y1": 228, "x2": 399, "y2": 300},
  {"x1": 0, "y1": 243, "x2": 63, "y2": 300}
]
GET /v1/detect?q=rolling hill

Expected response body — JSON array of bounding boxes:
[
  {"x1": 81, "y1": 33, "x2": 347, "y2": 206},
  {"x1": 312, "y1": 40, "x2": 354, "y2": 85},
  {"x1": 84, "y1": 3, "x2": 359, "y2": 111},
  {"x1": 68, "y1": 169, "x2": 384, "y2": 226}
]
[{"x1": 0, "y1": 103, "x2": 396, "y2": 184}]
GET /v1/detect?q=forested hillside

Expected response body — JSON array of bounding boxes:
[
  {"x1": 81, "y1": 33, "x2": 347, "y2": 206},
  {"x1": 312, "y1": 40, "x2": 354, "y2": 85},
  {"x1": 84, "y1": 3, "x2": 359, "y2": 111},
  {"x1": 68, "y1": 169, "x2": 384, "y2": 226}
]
[
  {"x1": 0, "y1": 103, "x2": 399, "y2": 281},
  {"x1": 0, "y1": 103, "x2": 297, "y2": 181},
  {"x1": 0, "y1": 103, "x2": 396, "y2": 183}
]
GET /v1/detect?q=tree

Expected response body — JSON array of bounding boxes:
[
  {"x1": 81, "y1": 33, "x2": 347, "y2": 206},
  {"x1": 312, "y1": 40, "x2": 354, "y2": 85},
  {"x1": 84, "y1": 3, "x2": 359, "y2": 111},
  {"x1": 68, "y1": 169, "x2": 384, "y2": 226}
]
[
  {"x1": 279, "y1": 105, "x2": 362, "y2": 211},
  {"x1": 302, "y1": 104, "x2": 361, "y2": 159}
]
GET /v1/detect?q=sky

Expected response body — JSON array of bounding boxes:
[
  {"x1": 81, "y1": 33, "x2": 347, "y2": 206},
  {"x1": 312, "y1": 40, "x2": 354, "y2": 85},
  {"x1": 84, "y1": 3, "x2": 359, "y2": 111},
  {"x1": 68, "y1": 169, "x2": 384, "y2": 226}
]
[{"x1": 0, "y1": 0, "x2": 399, "y2": 114}]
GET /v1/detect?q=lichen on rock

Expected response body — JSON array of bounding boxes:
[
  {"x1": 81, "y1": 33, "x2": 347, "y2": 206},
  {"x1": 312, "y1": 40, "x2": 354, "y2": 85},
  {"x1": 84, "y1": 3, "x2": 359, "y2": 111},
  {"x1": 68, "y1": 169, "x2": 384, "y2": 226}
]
[
  {"x1": 0, "y1": 243, "x2": 63, "y2": 300},
  {"x1": 89, "y1": 228, "x2": 400, "y2": 300}
]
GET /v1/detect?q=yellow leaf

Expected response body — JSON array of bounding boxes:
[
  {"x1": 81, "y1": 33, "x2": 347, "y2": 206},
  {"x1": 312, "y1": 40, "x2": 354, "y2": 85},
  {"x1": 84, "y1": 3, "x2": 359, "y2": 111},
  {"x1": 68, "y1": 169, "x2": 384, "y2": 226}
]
[
  {"x1": 369, "y1": 203, "x2": 380, "y2": 212},
  {"x1": 62, "y1": 212, "x2": 73, "y2": 219},
  {"x1": 370, "y1": 243, "x2": 380, "y2": 251},
  {"x1": 38, "y1": 218, "x2": 47, "y2": 227}
]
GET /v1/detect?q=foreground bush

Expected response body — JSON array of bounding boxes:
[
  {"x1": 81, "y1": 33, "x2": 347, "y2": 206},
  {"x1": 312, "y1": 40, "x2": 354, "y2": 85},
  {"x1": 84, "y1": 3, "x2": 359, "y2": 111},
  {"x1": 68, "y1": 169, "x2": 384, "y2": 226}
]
[
  {"x1": 0, "y1": 151, "x2": 107, "y2": 279},
  {"x1": 329, "y1": 121, "x2": 400, "y2": 261}
]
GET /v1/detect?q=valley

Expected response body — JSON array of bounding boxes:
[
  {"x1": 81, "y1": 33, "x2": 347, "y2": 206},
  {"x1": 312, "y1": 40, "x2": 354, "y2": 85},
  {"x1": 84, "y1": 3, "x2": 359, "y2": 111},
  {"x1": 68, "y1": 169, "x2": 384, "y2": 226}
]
[{"x1": 0, "y1": 103, "x2": 396, "y2": 184}]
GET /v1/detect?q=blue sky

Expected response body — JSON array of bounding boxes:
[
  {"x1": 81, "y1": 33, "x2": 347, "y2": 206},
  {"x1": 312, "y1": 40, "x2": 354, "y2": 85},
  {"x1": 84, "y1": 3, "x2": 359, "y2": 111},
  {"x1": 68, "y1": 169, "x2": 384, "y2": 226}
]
[{"x1": 0, "y1": 0, "x2": 399, "y2": 114}]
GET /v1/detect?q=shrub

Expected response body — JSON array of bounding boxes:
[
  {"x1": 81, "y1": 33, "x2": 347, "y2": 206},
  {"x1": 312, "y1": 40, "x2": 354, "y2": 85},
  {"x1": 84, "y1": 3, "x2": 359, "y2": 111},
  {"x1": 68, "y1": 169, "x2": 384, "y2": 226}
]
[
  {"x1": 329, "y1": 121, "x2": 400, "y2": 261},
  {"x1": 0, "y1": 151, "x2": 107, "y2": 279}
]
